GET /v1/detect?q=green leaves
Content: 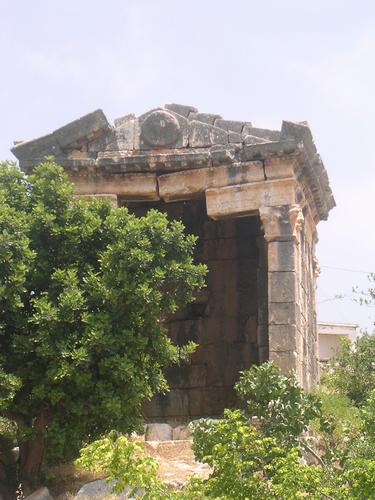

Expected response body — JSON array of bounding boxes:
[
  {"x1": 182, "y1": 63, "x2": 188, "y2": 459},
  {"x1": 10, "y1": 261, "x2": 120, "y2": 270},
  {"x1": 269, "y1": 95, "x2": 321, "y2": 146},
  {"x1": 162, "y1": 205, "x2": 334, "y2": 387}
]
[
  {"x1": 235, "y1": 362, "x2": 322, "y2": 446},
  {"x1": 322, "y1": 332, "x2": 375, "y2": 407},
  {"x1": 0, "y1": 160, "x2": 206, "y2": 467},
  {"x1": 76, "y1": 433, "x2": 165, "y2": 498}
]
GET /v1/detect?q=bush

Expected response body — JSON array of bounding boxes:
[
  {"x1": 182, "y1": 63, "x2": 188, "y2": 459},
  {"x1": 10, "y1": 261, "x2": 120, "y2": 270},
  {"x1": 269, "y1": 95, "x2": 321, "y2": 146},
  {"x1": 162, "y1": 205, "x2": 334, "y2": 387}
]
[
  {"x1": 322, "y1": 333, "x2": 375, "y2": 407},
  {"x1": 234, "y1": 362, "x2": 322, "y2": 446}
]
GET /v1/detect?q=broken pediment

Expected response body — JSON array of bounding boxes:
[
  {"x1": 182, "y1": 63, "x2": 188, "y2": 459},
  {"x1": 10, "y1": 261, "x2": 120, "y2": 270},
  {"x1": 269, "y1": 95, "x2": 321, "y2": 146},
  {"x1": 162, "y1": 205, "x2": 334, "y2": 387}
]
[{"x1": 11, "y1": 103, "x2": 335, "y2": 222}]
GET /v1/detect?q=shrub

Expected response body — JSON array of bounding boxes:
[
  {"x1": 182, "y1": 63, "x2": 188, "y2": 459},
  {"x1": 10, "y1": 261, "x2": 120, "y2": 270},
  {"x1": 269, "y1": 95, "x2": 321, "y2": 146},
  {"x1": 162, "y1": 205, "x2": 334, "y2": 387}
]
[
  {"x1": 322, "y1": 333, "x2": 375, "y2": 407},
  {"x1": 234, "y1": 362, "x2": 322, "y2": 446}
]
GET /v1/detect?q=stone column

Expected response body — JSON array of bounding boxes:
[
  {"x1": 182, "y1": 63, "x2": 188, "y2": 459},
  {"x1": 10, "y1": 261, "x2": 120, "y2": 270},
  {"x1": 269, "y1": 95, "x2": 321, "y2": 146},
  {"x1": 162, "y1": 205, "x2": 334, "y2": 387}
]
[{"x1": 259, "y1": 204, "x2": 304, "y2": 382}]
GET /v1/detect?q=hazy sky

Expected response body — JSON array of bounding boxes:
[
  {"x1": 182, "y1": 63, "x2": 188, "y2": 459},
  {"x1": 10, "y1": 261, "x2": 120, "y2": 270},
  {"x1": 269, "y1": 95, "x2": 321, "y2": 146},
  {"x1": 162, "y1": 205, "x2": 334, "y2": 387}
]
[{"x1": 1, "y1": 0, "x2": 374, "y2": 331}]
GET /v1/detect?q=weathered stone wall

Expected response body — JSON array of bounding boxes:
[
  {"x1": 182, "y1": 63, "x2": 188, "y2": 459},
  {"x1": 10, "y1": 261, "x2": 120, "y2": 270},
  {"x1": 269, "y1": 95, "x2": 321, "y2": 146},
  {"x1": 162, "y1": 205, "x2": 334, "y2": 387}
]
[{"x1": 130, "y1": 200, "x2": 265, "y2": 419}]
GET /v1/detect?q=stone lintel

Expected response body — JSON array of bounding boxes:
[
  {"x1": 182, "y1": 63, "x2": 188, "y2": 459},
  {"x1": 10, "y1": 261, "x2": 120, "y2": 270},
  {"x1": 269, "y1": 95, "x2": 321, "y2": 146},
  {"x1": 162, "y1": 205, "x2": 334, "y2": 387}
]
[
  {"x1": 72, "y1": 173, "x2": 159, "y2": 201},
  {"x1": 206, "y1": 178, "x2": 296, "y2": 220},
  {"x1": 264, "y1": 157, "x2": 298, "y2": 180},
  {"x1": 158, "y1": 162, "x2": 264, "y2": 202}
]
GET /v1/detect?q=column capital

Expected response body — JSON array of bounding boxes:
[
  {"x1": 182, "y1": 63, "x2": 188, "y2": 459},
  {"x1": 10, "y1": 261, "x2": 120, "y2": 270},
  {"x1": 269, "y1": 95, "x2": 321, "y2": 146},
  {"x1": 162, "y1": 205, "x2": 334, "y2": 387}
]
[{"x1": 259, "y1": 204, "x2": 304, "y2": 242}]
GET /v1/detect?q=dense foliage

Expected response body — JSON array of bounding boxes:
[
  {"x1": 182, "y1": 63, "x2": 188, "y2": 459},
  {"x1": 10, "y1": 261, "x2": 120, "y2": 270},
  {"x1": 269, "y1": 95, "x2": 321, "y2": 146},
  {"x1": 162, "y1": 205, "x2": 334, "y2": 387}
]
[
  {"x1": 0, "y1": 161, "x2": 206, "y2": 488},
  {"x1": 234, "y1": 362, "x2": 322, "y2": 446},
  {"x1": 77, "y1": 362, "x2": 375, "y2": 499}
]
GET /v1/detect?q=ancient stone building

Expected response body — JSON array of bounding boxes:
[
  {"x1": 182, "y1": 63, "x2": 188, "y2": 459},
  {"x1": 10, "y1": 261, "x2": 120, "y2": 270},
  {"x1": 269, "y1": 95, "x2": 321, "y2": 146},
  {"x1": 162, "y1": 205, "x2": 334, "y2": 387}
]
[{"x1": 12, "y1": 104, "x2": 335, "y2": 420}]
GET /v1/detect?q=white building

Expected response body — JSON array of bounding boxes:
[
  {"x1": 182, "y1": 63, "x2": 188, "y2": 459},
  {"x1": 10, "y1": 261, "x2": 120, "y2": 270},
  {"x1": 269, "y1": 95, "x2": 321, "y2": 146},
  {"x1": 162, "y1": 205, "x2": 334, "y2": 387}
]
[{"x1": 317, "y1": 322, "x2": 358, "y2": 362}]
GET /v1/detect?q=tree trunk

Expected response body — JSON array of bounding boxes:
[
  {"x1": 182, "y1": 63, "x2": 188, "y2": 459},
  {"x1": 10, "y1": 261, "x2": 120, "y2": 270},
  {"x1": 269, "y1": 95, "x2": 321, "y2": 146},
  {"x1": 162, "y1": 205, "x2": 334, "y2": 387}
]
[{"x1": 18, "y1": 413, "x2": 51, "y2": 495}]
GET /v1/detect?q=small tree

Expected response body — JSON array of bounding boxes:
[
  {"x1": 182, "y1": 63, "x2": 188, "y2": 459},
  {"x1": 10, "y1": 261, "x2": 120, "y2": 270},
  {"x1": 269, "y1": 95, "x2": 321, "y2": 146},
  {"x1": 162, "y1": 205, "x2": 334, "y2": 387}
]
[{"x1": 0, "y1": 161, "x2": 206, "y2": 490}]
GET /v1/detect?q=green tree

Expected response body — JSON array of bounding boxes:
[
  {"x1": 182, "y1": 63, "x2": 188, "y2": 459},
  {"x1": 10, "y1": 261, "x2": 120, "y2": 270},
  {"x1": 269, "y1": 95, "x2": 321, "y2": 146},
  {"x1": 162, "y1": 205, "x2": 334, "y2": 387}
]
[
  {"x1": 0, "y1": 161, "x2": 206, "y2": 490},
  {"x1": 323, "y1": 332, "x2": 375, "y2": 406}
]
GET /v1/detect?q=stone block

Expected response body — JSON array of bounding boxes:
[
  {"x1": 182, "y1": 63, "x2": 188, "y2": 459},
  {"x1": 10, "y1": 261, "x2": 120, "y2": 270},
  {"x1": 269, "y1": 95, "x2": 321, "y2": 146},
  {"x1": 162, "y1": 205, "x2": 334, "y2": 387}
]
[
  {"x1": 189, "y1": 112, "x2": 222, "y2": 124},
  {"x1": 265, "y1": 157, "x2": 296, "y2": 180},
  {"x1": 206, "y1": 178, "x2": 296, "y2": 220},
  {"x1": 268, "y1": 240, "x2": 297, "y2": 272},
  {"x1": 229, "y1": 132, "x2": 243, "y2": 144},
  {"x1": 114, "y1": 118, "x2": 136, "y2": 150},
  {"x1": 73, "y1": 173, "x2": 158, "y2": 201},
  {"x1": 242, "y1": 124, "x2": 281, "y2": 142},
  {"x1": 169, "y1": 318, "x2": 204, "y2": 344},
  {"x1": 189, "y1": 121, "x2": 228, "y2": 148},
  {"x1": 268, "y1": 271, "x2": 296, "y2": 303},
  {"x1": 188, "y1": 388, "x2": 205, "y2": 416},
  {"x1": 172, "y1": 425, "x2": 192, "y2": 440},
  {"x1": 158, "y1": 162, "x2": 264, "y2": 202},
  {"x1": 114, "y1": 113, "x2": 136, "y2": 127},
  {"x1": 54, "y1": 109, "x2": 109, "y2": 149},
  {"x1": 146, "y1": 423, "x2": 173, "y2": 441},
  {"x1": 243, "y1": 135, "x2": 270, "y2": 145},
  {"x1": 269, "y1": 324, "x2": 297, "y2": 351},
  {"x1": 165, "y1": 103, "x2": 198, "y2": 117},
  {"x1": 214, "y1": 119, "x2": 248, "y2": 133},
  {"x1": 144, "y1": 390, "x2": 189, "y2": 418},
  {"x1": 24, "y1": 487, "x2": 53, "y2": 500},
  {"x1": 239, "y1": 139, "x2": 298, "y2": 162},
  {"x1": 203, "y1": 386, "x2": 229, "y2": 415},
  {"x1": 89, "y1": 117, "x2": 136, "y2": 152},
  {"x1": 11, "y1": 133, "x2": 61, "y2": 161},
  {"x1": 76, "y1": 479, "x2": 144, "y2": 498},
  {"x1": 269, "y1": 302, "x2": 299, "y2": 325},
  {"x1": 281, "y1": 120, "x2": 316, "y2": 158},
  {"x1": 210, "y1": 146, "x2": 237, "y2": 166},
  {"x1": 166, "y1": 364, "x2": 207, "y2": 389},
  {"x1": 269, "y1": 350, "x2": 298, "y2": 373}
]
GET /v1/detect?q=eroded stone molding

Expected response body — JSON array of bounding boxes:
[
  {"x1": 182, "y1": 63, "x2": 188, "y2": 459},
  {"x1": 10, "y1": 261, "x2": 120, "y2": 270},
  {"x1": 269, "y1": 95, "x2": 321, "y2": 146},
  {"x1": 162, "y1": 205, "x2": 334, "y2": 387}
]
[
  {"x1": 11, "y1": 104, "x2": 335, "y2": 224},
  {"x1": 259, "y1": 204, "x2": 304, "y2": 242}
]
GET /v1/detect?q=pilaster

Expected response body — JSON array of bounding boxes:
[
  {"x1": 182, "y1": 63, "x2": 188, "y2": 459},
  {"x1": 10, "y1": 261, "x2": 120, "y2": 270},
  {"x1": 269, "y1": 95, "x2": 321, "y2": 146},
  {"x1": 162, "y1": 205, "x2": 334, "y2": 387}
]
[{"x1": 259, "y1": 204, "x2": 304, "y2": 382}]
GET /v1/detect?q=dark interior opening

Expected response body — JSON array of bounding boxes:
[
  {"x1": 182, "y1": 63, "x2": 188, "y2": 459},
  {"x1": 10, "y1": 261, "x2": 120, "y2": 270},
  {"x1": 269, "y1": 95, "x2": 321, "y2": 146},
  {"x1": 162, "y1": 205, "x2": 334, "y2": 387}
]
[{"x1": 122, "y1": 197, "x2": 268, "y2": 421}]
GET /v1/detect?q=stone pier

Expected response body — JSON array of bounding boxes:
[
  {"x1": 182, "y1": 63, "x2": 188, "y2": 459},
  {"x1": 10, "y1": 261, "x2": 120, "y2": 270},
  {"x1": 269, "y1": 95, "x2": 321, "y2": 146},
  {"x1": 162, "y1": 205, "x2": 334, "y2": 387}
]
[{"x1": 12, "y1": 103, "x2": 335, "y2": 419}]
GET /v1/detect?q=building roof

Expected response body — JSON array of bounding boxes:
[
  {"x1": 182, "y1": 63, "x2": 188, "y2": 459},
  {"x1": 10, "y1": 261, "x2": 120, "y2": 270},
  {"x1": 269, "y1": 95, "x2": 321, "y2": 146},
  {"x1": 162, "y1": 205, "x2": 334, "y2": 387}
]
[{"x1": 11, "y1": 103, "x2": 335, "y2": 222}]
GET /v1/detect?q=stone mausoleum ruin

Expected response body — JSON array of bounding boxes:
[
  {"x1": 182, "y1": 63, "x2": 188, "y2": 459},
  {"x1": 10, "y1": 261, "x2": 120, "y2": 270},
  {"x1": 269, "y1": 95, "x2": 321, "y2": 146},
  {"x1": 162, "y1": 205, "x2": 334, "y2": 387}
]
[{"x1": 12, "y1": 104, "x2": 335, "y2": 420}]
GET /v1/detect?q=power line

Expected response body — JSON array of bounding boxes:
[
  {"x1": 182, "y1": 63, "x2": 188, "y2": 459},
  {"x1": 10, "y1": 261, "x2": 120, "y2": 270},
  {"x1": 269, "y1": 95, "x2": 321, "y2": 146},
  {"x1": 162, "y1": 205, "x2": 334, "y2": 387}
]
[{"x1": 320, "y1": 265, "x2": 374, "y2": 275}]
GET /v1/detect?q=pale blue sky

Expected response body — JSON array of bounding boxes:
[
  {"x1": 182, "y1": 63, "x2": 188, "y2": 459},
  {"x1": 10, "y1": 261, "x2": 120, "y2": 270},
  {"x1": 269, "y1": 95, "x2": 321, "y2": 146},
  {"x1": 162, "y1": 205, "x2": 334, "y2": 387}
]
[{"x1": 1, "y1": 0, "x2": 374, "y2": 330}]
